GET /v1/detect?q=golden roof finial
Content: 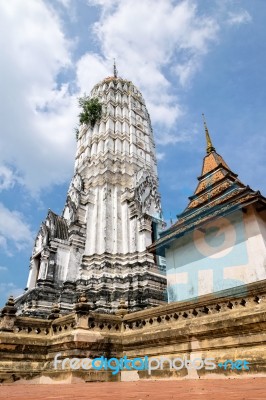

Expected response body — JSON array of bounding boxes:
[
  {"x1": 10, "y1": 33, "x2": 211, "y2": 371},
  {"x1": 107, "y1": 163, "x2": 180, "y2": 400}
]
[
  {"x1": 202, "y1": 113, "x2": 215, "y2": 154},
  {"x1": 113, "y1": 58, "x2": 118, "y2": 78}
]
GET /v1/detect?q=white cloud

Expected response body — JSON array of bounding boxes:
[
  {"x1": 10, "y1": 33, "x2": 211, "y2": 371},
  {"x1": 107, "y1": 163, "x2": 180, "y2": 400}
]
[
  {"x1": 0, "y1": 165, "x2": 20, "y2": 191},
  {"x1": 0, "y1": 236, "x2": 8, "y2": 252},
  {"x1": 156, "y1": 127, "x2": 196, "y2": 146},
  {"x1": 227, "y1": 10, "x2": 252, "y2": 25},
  {"x1": 76, "y1": 53, "x2": 110, "y2": 93},
  {"x1": 0, "y1": 203, "x2": 34, "y2": 252},
  {"x1": 0, "y1": 0, "x2": 77, "y2": 193},
  {"x1": 0, "y1": 0, "x2": 253, "y2": 194},
  {"x1": 78, "y1": 0, "x2": 219, "y2": 140},
  {"x1": 0, "y1": 266, "x2": 7, "y2": 272},
  {"x1": 55, "y1": 0, "x2": 72, "y2": 8},
  {"x1": 174, "y1": 56, "x2": 201, "y2": 87},
  {"x1": 89, "y1": 0, "x2": 120, "y2": 8},
  {"x1": 157, "y1": 152, "x2": 165, "y2": 161}
]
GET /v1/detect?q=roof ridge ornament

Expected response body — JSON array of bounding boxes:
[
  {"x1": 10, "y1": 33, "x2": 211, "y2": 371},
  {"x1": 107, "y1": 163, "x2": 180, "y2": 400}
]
[
  {"x1": 113, "y1": 58, "x2": 118, "y2": 78},
  {"x1": 202, "y1": 113, "x2": 216, "y2": 154}
]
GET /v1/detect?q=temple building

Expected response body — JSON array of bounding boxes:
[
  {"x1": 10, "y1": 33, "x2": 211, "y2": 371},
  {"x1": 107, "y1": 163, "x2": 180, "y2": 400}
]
[
  {"x1": 149, "y1": 117, "x2": 266, "y2": 302},
  {"x1": 1, "y1": 74, "x2": 266, "y2": 384},
  {"x1": 15, "y1": 69, "x2": 167, "y2": 317}
]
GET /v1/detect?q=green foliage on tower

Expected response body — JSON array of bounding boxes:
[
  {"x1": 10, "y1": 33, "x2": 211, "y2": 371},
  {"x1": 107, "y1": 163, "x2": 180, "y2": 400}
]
[{"x1": 78, "y1": 96, "x2": 102, "y2": 127}]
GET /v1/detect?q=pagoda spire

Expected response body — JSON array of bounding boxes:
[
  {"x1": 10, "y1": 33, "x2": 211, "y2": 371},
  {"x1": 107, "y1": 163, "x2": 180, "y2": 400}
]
[
  {"x1": 202, "y1": 113, "x2": 215, "y2": 154},
  {"x1": 113, "y1": 58, "x2": 118, "y2": 78}
]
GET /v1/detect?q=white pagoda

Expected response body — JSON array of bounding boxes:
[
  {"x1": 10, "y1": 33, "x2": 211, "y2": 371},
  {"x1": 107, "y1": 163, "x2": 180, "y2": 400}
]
[{"x1": 16, "y1": 68, "x2": 167, "y2": 317}]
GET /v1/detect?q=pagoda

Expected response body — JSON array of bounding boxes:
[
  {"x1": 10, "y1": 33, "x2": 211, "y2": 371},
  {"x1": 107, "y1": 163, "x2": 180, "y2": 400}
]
[
  {"x1": 149, "y1": 116, "x2": 266, "y2": 302},
  {"x1": 15, "y1": 66, "x2": 166, "y2": 317}
]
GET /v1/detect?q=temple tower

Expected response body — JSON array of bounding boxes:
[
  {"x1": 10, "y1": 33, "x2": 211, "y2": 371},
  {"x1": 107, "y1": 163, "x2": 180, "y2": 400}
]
[
  {"x1": 150, "y1": 116, "x2": 266, "y2": 302},
  {"x1": 15, "y1": 70, "x2": 167, "y2": 317}
]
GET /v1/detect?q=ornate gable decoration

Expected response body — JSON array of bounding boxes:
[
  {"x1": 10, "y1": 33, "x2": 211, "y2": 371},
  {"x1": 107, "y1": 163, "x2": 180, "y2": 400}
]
[{"x1": 135, "y1": 170, "x2": 162, "y2": 218}]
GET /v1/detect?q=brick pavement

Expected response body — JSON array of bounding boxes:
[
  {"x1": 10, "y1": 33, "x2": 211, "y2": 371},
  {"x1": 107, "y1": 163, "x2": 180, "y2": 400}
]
[{"x1": 0, "y1": 379, "x2": 266, "y2": 400}]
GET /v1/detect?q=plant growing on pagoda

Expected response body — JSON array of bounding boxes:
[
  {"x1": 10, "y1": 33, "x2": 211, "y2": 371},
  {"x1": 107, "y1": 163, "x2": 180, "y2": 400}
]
[
  {"x1": 74, "y1": 127, "x2": 79, "y2": 141},
  {"x1": 78, "y1": 95, "x2": 102, "y2": 128}
]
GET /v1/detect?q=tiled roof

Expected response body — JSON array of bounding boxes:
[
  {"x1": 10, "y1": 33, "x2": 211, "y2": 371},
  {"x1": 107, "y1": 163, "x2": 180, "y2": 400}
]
[
  {"x1": 149, "y1": 142, "x2": 265, "y2": 256},
  {"x1": 47, "y1": 210, "x2": 69, "y2": 241}
]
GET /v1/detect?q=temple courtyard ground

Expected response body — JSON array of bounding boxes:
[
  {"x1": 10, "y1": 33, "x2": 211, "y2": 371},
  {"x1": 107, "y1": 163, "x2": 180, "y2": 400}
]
[{"x1": 0, "y1": 379, "x2": 266, "y2": 400}]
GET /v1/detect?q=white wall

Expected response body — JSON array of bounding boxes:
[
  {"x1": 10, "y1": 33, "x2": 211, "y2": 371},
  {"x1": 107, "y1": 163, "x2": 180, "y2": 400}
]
[{"x1": 166, "y1": 204, "x2": 266, "y2": 302}]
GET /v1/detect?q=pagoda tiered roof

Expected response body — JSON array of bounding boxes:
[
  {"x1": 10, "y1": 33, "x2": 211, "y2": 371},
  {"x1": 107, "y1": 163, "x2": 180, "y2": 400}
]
[{"x1": 149, "y1": 119, "x2": 266, "y2": 256}]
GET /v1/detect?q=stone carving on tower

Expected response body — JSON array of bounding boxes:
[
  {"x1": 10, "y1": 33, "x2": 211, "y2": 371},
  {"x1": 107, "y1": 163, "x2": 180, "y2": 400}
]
[{"x1": 15, "y1": 69, "x2": 167, "y2": 317}]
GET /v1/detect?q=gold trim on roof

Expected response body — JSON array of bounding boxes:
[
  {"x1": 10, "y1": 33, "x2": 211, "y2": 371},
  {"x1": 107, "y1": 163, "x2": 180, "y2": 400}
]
[{"x1": 202, "y1": 113, "x2": 215, "y2": 154}]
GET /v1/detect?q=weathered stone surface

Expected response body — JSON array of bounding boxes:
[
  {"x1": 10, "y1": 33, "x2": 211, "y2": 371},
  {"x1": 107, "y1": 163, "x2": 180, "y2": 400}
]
[{"x1": 1, "y1": 279, "x2": 265, "y2": 383}]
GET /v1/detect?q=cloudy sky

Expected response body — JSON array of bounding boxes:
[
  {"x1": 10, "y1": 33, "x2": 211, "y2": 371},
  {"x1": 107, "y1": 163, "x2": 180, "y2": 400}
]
[{"x1": 0, "y1": 0, "x2": 265, "y2": 307}]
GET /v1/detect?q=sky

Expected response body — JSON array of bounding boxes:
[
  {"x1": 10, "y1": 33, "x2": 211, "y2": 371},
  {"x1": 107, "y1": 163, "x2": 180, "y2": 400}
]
[{"x1": 0, "y1": 0, "x2": 265, "y2": 307}]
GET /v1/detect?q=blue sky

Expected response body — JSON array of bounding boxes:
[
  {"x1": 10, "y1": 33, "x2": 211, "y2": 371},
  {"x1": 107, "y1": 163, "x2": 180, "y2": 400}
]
[{"x1": 0, "y1": 0, "x2": 265, "y2": 307}]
